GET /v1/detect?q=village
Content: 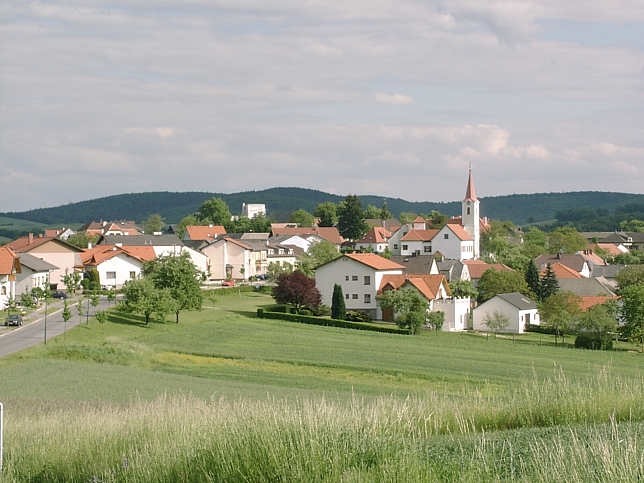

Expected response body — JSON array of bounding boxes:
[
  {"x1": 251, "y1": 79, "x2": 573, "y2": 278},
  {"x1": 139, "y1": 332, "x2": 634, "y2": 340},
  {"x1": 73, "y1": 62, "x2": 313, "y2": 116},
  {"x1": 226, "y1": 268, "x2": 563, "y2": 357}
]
[{"x1": 2, "y1": 170, "x2": 642, "y2": 345}]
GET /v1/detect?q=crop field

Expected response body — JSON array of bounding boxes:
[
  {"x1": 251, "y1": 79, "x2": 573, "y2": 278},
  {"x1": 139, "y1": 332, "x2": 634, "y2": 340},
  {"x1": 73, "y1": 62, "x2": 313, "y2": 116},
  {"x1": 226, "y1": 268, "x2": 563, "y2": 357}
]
[{"x1": 1, "y1": 292, "x2": 643, "y2": 481}]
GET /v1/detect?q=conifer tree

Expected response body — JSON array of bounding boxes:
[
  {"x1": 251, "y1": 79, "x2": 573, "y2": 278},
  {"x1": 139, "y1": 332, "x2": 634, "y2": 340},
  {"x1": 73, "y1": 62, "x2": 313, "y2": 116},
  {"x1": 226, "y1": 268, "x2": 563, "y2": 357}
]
[
  {"x1": 540, "y1": 263, "x2": 560, "y2": 300},
  {"x1": 337, "y1": 194, "x2": 369, "y2": 241},
  {"x1": 331, "y1": 283, "x2": 346, "y2": 320},
  {"x1": 525, "y1": 260, "x2": 541, "y2": 300}
]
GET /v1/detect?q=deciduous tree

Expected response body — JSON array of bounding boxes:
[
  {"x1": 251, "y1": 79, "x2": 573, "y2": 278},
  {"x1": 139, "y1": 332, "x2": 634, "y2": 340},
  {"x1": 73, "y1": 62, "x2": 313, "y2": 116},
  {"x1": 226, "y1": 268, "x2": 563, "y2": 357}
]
[
  {"x1": 539, "y1": 291, "x2": 582, "y2": 344},
  {"x1": 272, "y1": 271, "x2": 321, "y2": 314},
  {"x1": 619, "y1": 283, "x2": 644, "y2": 350},
  {"x1": 548, "y1": 227, "x2": 587, "y2": 254},
  {"x1": 482, "y1": 310, "x2": 510, "y2": 337},
  {"x1": 198, "y1": 198, "x2": 232, "y2": 226},
  {"x1": 297, "y1": 241, "x2": 341, "y2": 277},
  {"x1": 377, "y1": 289, "x2": 428, "y2": 334},
  {"x1": 448, "y1": 279, "x2": 478, "y2": 300},
  {"x1": 477, "y1": 269, "x2": 532, "y2": 303},
  {"x1": 314, "y1": 202, "x2": 337, "y2": 227},
  {"x1": 289, "y1": 209, "x2": 315, "y2": 227},
  {"x1": 143, "y1": 213, "x2": 165, "y2": 234}
]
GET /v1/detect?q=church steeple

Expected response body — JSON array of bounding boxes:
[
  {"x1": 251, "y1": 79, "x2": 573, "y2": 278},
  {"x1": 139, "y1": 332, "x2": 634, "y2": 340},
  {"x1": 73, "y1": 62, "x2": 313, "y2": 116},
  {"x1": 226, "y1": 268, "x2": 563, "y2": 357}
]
[{"x1": 464, "y1": 165, "x2": 477, "y2": 201}]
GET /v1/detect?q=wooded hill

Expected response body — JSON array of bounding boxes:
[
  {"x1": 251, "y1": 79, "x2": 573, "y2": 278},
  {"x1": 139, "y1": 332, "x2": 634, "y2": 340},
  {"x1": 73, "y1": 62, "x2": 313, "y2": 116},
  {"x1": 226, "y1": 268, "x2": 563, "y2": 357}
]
[{"x1": 2, "y1": 188, "x2": 644, "y2": 229}]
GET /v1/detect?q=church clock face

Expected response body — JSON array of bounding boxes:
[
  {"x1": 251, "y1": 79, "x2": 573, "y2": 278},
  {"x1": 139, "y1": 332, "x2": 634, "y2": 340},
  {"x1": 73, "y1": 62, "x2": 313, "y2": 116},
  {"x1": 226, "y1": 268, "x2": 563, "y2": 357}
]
[{"x1": 466, "y1": 201, "x2": 471, "y2": 206}]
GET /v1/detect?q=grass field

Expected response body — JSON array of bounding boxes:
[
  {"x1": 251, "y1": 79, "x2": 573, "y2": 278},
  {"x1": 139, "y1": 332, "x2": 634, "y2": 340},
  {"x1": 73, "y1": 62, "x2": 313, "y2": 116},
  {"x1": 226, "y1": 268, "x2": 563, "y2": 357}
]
[{"x1": 1, "y1": 292, "x2": 643, "y2": 481}]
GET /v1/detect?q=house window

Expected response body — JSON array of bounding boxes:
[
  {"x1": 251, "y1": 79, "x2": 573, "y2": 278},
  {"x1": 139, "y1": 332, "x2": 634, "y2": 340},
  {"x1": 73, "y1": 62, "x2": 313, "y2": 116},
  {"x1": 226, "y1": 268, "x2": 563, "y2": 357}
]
[
  {"x1": 345, "y1": 276, "x2": 349, "y2": 281},
  {"x1": 424, "y1": 246, "x2": 431, "y2": 253},
  {"x1": 106, "y1": 272, "x2": 116, "y2": 279},
  {"x1": 467, "y1": 207, "x2": 471, "y2": 215},
  {"x1": 364, "y1": 294, "x2": 371, "y2": 303},
  {"x1": 393, "y1": 244, "x2": 399, "y2": 250},
  {"x1": 346, "y1": 294, "x2": 349, "y2": 299},
  {"x1": 364, "y1": 276, "x2": 371, "y2": 285},
  {"x1": 402, "y1": 244, "x2": 408, "y2": 251},
  {"x1": 1, "y1": 286, "x2": 5, "y2": 295},
  {"x1": 444, "y1": 234, "x2": 449, "y2": 239},
  {"x1": 352, "y1": 294, "x2": 358, "y2": 299},
  {"x1": 129, "y1": 271, "x2": 136, "y2": 279},
  {"x1": 352, "y1": 276, "x2": 358, "y2": 281}
]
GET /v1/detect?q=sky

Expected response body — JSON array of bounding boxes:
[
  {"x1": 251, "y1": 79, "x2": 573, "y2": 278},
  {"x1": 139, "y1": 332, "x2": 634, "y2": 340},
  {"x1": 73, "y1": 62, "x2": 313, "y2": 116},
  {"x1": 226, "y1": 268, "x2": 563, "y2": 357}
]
[{"x1": 1, "y1": 1, "x2": 643, "y2": 212}]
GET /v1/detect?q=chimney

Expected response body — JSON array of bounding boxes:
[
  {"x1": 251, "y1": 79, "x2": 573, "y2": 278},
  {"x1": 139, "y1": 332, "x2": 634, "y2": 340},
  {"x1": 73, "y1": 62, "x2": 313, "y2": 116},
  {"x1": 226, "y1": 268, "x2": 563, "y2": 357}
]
[
  {"x1": 87, "y1": 242, "x2": 93, "y2": 250},
  {"x1": 102, "y1": 221, "x2": 107, "y2": 227},
  {"x1": 28, "y1": 233, "x2": 34, "y2": 245}
]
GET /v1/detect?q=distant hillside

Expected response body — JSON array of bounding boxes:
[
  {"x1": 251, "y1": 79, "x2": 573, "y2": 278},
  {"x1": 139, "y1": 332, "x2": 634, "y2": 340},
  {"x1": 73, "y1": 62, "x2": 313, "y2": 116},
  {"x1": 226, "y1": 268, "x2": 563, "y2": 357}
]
[{"x1": 3, "y1": 188, "x2": 644, "y2": 229}]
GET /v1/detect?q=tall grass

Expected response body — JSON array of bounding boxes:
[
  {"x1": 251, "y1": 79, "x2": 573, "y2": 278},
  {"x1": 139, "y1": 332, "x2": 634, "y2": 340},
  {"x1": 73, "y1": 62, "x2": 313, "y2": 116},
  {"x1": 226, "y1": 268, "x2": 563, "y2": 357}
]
[{"x1": 3, "y1": 367, "x2": 644, "y2": 482}]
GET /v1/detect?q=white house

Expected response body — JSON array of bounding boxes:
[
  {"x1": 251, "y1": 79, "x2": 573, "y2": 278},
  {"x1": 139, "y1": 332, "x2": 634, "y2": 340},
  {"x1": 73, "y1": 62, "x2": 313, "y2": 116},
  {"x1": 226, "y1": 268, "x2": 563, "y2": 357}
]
[
  {"x1": 242, "y1": 203, "x2": 266, "y2": 219},
  {"x1": 473, "y1": 293, "x2": 540, "y2": 334},
  {"x1": 430, "y1": 224, "x2": 475, "y2": 261},
  {"x1": 0, "y1": 246, "x2": 21, "y2": 309},
  {"x1": 315, "y1": 253, "x2": 405, "y2": 319},
  {"x1": 377, "y1": 274, "x2": 470, "y2": 330},
  {"x1": 15, "y1": 253, "x2": 57, "y2": 296},
  {"x1": 81, "y1": 246, "x2": 147, "y2": 289},
  {"x1": 354, "y1": 227, "x2": 392, "y2": 253}
]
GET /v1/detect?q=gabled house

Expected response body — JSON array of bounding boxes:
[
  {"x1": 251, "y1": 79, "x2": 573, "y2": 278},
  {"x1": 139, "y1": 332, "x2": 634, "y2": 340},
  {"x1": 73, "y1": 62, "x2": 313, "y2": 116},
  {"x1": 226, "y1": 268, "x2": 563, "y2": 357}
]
[
  {"x1": 399, "y1": 229, "x2": 440, "y2": 257},
  {"x1": 390, "y1": 255, "x2": 440, "y2": 275},
  {"x1": 436, "y1": 259, "x2": 470, "y2": 282},
  {"x1": 44, "y1": 227, "x2": 76, "y2": 240},
  {"x1": 315, "y1": 253, "x2": 405, "y2": 319},
  {"x1": 270, "y1": 226, "x2": 344, "y2": 249},
  {"x1": 201, "y1": 237, "x2": 253, "y2": 281},
  {"x1": 557, "y1": 277, "x2": 616, "y2": 297},
  {"x1": 535, "y1": 254, "x2": 591, "y2": 278},
  {"x1": 432, "y1": 224, "x2": 475, "y2": 260},
  {"x1": 0, "y1": 246, "x2": 21, "y2": 309},
  {"x1": 182, "y1": 225, "x2": 226, "y2": 242},
  {"x1": 81, "y1": 245, "x2": 149, "y2": 289},
  {"x1": 82, "y1": 220, "x2": 144, "y2": 236},
  {"x1": 540, "y1": 262, "x2": 583, "y2": 279},
  {"x1": 4, "y1": 234, "x2": 84, "y2": 289},
  {"x1": 266, "y1": 243, "x2": 303, "y2": 271},
  {"x1": 15, "y1": 253, "x2": 57, "y2": 296},
  {"x1": 473, "y1": 293, "x2": 540, "y2": 334},
  {"x1": 377, "y1": 273, "x2": 470, "y2": 330},
  {"x1": 462, "y1": 260, "x2": 512, "y2": 287},
  {"x1": 354, "y1": 227, "x2": 392, "y2": 253}
]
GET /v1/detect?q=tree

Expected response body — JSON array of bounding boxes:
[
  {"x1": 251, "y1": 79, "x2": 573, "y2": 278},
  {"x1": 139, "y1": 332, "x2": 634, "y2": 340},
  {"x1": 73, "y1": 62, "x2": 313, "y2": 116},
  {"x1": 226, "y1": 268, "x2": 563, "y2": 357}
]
[
  {"x1": 88, "y1": 268, "x2": 101, "y2": 289},
  {"x1": 331, "y1": 283, "x2": 346, "y2": 320},
  {"x1": 62, "y1": 299, "x2": 71, "y2": 335},
  {"x1": 143, "y1": 252, "x2": 204, "y2": 323},
  {"x1": 76, "y1": 301, "x2": 84, "y2": 324},
  {"x1": 289, "y1": 209, "x2": 315, "y2": 227},
  {"x1": 477, "y1": 269, "x2": 532, "y2": 303},
  {"x1": 143, "y1": 213, "x2": 165, "y2": 234},
  {"x1": 20, "y1": 290, "x2": 34, "y2": 308},
  {"x1": 314, "y1": 202, "x2": 337, "y2": 227},
  {"x1": 614, "y1": 265, "x2": 644, "y2": 293},
  {"x1": 398, "y1": 212, "x2": 417, "y2": 225},
  {"x1": 176, "y1": 214, "x2": 198, "y2": 239},
  {"x1": 523, "y1": 226, "x2": 547, "y2": 248},
  {"x1": 448, "y1": 279, "x2": 478, "y2": 300},
  {"x1": 573, "y1": 303, "x2": 617, "y2": 350},
  {"x1": 95, "y1": 310, "x2": 108, "y2": 334},
  {"x1": 61, "y1": 268, "x2": 82, "y2": 294},
  {"x1": 482, "y1": 310, "x2": 510, "y2": 337},
  {"x1": 539, "y1": 263, "x2": 560, "y2": 300},
  {"x1": 524, "y1": 260, "x2": 541, "y2": 300},
  {"x1": 266, "y1": 262, "x2": 293, "y2": 282},
  {"x1": 272, "y1": 271, "x2": 321, "y2": 314},
  {"x1": 198, "y1": 198, "x2": 232, "y2": 225},
  {"x1": 91, "y1": 294, "x2": 100, "y2": 312},
  {"x1": 427, "y1": 210, "x2": 447, "y2": 229},
  {"x1": 376, "y1": 289, "x2": 428, "y2": 335},
  {"x1": 336, "y1": 195, "x2": 369, "y2": 241},
  {"x1": 619, "y1": 219, "x2": 644, "y2": 232},
  {"x1": 106, "y1": 290, "x2": 117, "y2": 306},
  {"x1": 427, "y1": 311, "x2": 445, "y2": 332},
  {"x1": 121, "y1": 278, "x2": 171, "y2": 325},
  {"x1": 548, "y1": 227, "x2": 587, "y2": 254},
  {"x1": 539, "y1": 291, "x2": 582, "y2": 344},
  {"x1": 364, "y1": 205, "x2": 381, "y2": 219},
  {"x1": 619, "y1": 283, "x2": 644, "y2": 350},
  {"x1": 66, "y1": 232, "x2": 100, "y2": 249},
  {"x1": 297, "y1": 241, "x2": 341, "y2": 277},
  {"x1": 380, "y1": 201, "x2": 393, "y2": 220}
]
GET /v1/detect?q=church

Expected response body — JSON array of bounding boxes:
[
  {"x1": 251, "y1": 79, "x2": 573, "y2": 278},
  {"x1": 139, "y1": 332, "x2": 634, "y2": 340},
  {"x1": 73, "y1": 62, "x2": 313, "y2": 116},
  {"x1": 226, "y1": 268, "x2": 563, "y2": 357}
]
[{"x1": 385, "y1": 169, "x2": 488, "y2": 261}]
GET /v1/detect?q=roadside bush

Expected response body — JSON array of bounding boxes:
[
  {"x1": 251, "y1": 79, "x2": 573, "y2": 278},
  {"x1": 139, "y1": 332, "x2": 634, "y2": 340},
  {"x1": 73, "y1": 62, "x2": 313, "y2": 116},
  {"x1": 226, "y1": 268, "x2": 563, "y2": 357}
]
[
  {"x1": 574, "y1": 333, "x2": 613, "y2": 350},
  {"x1": 345, "y1": 311, "x2": 373, "y2": 323}
]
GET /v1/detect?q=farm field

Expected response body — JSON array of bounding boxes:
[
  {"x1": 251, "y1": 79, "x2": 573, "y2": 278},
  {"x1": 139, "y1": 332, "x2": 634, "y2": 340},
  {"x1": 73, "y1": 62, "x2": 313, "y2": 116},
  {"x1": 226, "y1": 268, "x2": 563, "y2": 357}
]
[{"x1": 1, "y1": 292, "x2": 643, "y2": 481}]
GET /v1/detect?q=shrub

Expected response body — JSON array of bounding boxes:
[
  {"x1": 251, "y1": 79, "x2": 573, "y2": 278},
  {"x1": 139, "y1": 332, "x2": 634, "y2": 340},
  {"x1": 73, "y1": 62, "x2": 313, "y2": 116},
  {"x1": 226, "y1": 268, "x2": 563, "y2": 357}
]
[
  {"x1": 574, "y1": 333, "x2": 613, "y2": 350},
  {"x1": 299, "y1": 309, "x2": 312, "y2": 316},
  {"x1": 345, "y1": 311, "x2": 373, "y2": 323}
]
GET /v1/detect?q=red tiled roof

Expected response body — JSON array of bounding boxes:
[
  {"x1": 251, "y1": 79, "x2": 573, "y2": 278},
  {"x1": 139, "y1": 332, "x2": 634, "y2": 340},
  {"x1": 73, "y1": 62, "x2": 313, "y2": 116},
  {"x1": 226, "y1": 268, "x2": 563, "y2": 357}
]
[
  {"x1": 185, "y1": 225, "x2": 227, "y2": 241},
  {"x1": 356, "y1": 227, "x2": 391, "y2": 244},
  {"x1": 446, "y1": 224, "x2": 473, "y2": 241},
  {"x1": 81, "y1": 245, "x2": 149, "y2": 266},
  {"x1": 540, "y1": 262, "x2": 583, "y2": 279},
  {"x1": 462, "y1": 260, "x2": 512, "y2": 279},
  {"x1": 577, "y1": 296, "x2": 619, "y2": 312},
  {"x1": 400, "y1": 229, "x2": 440, "y2": 242},
  {"x1": 119, "y1": 246, "x2": 157, "y2": 262},
  {"x1": 0, "y1": 246, "x2": 21, "y2": 276},
  {"x1": 377, "y1": 274, "x2": 450, "y2": 300},
  {"x1": 4, "y1": 235, "x2": 82, "y2": 253},
  {"x1": 589, "y1": 243, "x2": 624, "y2": 256},
  {"x1": 270, "y1": 226, "x2": 343, "y2": 244},
  {"x1": 345, "y1": 253, "x2": 405, "y2": 271}
]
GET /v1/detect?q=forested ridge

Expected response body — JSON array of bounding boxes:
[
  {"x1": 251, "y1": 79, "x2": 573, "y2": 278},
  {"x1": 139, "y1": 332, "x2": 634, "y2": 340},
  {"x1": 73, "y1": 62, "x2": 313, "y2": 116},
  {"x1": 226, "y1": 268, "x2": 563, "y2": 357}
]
[{"x1": 2, "y1": 188, "x2": 644, "y2": 228}]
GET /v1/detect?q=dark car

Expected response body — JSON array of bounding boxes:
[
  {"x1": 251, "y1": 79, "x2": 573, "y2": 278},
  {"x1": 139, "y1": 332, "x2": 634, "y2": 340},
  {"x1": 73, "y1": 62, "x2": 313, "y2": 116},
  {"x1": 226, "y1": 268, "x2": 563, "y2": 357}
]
[
  {"x1": 5, "y1": 314, "x2": 23, "y2": 326},
  {"x1": 52, "y1": 291, "x2": 67, "y2": 299}
]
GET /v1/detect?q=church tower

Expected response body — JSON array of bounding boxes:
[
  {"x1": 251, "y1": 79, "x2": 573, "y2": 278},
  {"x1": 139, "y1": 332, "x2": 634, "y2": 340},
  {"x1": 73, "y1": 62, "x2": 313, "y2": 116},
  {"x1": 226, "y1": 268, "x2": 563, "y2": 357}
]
[{"x1": 462, "y1": 167, "x2": 480, "y2": 258}]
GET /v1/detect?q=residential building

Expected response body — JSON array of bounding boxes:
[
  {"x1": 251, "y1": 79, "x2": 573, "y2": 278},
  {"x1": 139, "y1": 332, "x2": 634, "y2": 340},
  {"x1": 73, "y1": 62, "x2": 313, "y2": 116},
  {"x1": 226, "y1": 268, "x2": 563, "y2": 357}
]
[
  {"x1": 242, "y1": 203, "x2": 266, "y2": 219},
  {"x1": 534, "y1": 254, "x2": 591, "y2": 278},
  {"x1": 15, "y1": 253, "x2": 57, "y2": 296},
  {"x1": 81, "y1": 245, "x2": 149, "y2": 289},
  {"x1": 182, "y1": 225, "x2": 226, "y2": 242},
  {"x1": 0, "y1": 246, "x2": 21, "y2": 309},
  {"x1": 354, "y1": 226, "x2": 392, "y2": 253},
  {"x1": 473, "y1": 293, "x2": 540, "y2": 333},
  {"x1": 81, "y1": 220, "x2": 144, "y2": 236}
]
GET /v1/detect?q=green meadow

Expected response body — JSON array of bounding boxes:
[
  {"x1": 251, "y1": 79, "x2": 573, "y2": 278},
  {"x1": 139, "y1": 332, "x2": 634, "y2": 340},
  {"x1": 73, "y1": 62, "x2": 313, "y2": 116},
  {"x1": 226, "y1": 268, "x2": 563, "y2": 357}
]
[{"x1": 1, "y1": 292, "x2": 643, "y2": 481}]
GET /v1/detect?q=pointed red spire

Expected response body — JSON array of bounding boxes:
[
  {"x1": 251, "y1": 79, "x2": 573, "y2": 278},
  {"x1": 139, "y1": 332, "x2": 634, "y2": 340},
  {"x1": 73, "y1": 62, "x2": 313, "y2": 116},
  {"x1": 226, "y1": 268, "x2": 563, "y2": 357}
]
[{"x1": 464, "y1": 167, "x2": 477, "y2": 201}]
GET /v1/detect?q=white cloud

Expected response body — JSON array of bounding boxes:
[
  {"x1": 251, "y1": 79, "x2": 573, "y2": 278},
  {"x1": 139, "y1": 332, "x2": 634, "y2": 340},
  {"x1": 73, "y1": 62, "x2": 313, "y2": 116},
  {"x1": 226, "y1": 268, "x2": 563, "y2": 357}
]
[{"x1": 374, "y1": 92, "x2": 413, "y2": 104}]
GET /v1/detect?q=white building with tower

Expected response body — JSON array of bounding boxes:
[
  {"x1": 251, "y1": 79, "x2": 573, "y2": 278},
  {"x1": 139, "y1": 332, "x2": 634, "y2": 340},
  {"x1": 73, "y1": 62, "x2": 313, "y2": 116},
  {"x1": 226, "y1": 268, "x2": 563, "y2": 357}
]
[{"x1": 242, "y1": 203, "x2": 266, "y2": 219}]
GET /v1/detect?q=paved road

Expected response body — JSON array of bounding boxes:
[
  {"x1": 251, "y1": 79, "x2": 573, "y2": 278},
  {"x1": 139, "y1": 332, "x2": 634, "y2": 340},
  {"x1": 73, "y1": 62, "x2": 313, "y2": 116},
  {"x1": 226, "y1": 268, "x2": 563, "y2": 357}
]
[{"x1": 0, "y1": 296, "x2": 114, "y2": 358}]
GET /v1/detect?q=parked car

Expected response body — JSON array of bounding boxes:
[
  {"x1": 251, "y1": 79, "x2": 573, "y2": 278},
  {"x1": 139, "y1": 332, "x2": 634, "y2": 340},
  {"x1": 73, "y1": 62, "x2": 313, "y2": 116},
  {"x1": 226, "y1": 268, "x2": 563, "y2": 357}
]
[
  {"x1": 5, "y1": 314, "x2": 23, "y2": 326},
  {"x1": 52, "y1": 291, "x2": 67, "y2": 299},
  {"x1": 221, "y1": 280, "x2": 235, "y2": 287}
]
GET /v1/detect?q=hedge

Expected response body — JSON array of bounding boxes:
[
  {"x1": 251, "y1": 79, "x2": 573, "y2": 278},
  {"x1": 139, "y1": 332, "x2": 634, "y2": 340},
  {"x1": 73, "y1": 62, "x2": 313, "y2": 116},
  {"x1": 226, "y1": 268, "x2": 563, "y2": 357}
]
[
  {"x1": 205, "y1": 285, "x2": 273, "y2": 296},
  {"x1": 257, "y1": 308, "x2": 408, "y2": 335},
  {"x1": 574, "y1": 333, "x2": 613, "y2": 350}
]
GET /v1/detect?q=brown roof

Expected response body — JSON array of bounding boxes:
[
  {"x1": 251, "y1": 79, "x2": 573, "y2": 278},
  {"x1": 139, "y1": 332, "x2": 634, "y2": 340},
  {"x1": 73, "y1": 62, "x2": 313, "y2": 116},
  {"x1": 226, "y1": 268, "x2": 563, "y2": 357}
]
[
  {"x1": 446, "y1": 224, "x2": 473, "y2": 242},
  {"x1": 464, "y1": 169, "x2": 477, "y2": 201},
  {"x1": 447, "y1": 216, "x2": 490, "y2": 232},
  {"x1": 118, "y1": 246, "x2": 157, "y2": 261},
  {"x1": 462, "y1": 260, "x2": 512, "y2": 279},
  {"x1": 0, "y1": 246, "x2": 21, "y2": 276},
  {"x1": 356, "y1": 227, "x2": 391, "y2": 244},
  {"x1": 270, "y1": 226, "x2": 343, "y2": 244},
  {"x1": 400, "y1": 229, "x2": 439, "y2": 242},
  {"x1": 4, "y1": 234, "x2": 83, "y2": 253},
  {"x1": 540, "y1": 262, "x2": 583, "y2": 279},
  {"x1": 577, "y1": 296, "x2": 620, "y2": 312},
  {"x1": 81, "y1": 245, "x2": 149, "y2": 266},
  {"x1": 185, "y1": 225, "x2": 226, "y2": 241},
  {"x1": 344, "y1": 253, "x2": 405, "y2": 271},
  {"x1": 377, "y1": 274, "x2": 450, "y2": 300},
  {"x1": 82, "y1": 220, "x2": 143, "y2": 236},
  {"x1": 535, "y1": 254, "x2": 588, "y2": 273},
  {"x1": 589, "y1": 243, "x2": 624, "y2": 256}
]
